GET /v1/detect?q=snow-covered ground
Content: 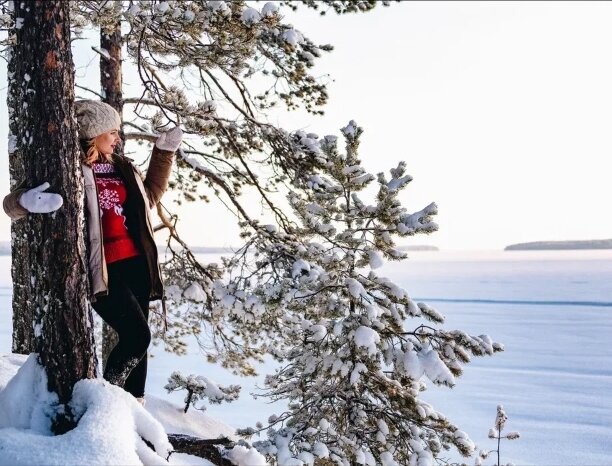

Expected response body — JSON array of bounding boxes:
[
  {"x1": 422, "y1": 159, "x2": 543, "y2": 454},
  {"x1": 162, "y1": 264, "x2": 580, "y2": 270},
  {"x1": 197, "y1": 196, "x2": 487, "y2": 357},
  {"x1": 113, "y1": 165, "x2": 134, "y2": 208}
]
[
  {"x1": 0, "y1": 353, "x2": 267, "y2": 465},
  {"x1": 1, "y1": 250, "x2": 611, "y2": 464}
]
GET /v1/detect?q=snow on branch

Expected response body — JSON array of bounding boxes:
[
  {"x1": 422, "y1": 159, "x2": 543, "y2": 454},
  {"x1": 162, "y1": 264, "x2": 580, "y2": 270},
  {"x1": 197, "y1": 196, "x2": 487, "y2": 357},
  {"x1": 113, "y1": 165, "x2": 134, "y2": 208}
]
[
  {"x1": 215, "y1": 121, "x2": 503, "y2": 465},
  {"x1": 476, "y1": 405, "x2": 521, "y2": 466},
  {"x1": 164, "y1": 371, "x2": 240, "y2": 413}
]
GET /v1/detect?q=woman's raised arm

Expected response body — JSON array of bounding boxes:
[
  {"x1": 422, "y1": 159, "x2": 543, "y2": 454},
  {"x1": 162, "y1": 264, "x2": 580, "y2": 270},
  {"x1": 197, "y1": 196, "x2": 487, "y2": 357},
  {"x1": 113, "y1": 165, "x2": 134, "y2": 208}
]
[{"x1": 142, "y1": 127, "x2": 183, "y2": 208}]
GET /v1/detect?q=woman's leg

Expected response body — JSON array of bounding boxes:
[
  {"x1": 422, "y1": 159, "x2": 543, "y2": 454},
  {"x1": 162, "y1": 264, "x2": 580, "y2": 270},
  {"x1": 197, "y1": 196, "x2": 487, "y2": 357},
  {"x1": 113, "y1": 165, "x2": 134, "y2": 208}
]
[
  {"x1": 120, "y1": 257, "x2": 152, "y2": 397},
  {"x1": 123, "y1": 294, "x2": 151, "y2": 397},
  {"x1": 92, "y1": 257, "x2": 151, "y2": 395}
]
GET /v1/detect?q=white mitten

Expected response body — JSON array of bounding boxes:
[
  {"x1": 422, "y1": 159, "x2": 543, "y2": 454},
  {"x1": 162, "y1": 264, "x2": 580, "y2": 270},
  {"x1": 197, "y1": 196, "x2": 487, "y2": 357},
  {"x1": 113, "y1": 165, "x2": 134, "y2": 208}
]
[
  {"x1": 155, "y1": 126, "x2": 183, "y2": 152},
  {"x1": 18, "y1": 182, "x2": 63, "y2": 214}
]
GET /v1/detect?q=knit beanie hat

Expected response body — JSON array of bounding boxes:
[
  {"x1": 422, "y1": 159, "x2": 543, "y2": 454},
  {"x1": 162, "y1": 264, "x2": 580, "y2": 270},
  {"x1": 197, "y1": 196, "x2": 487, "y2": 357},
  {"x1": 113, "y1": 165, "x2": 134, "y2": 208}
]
[{"x1": 75, "y1": 100, "x2": 121, "y2": 139}]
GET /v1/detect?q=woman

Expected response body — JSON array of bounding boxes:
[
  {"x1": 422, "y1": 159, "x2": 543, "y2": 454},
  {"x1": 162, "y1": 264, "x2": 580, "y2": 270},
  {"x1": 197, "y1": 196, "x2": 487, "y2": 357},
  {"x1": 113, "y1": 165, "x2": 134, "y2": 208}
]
[{"x1": 3, "y1": 100, "x2": 182, "y2": 405}]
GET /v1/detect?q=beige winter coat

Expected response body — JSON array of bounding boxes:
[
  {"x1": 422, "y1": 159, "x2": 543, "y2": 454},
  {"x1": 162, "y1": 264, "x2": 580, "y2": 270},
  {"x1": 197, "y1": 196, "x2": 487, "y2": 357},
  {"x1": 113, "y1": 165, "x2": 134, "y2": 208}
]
[{"x1": 3, "y1": 146, "x2": 174, "y2": 301}]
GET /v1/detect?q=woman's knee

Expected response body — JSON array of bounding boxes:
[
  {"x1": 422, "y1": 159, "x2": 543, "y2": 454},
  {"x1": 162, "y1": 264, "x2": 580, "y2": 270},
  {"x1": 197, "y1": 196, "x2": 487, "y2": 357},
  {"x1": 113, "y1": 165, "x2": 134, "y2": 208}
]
[
  {"x1": 116, "y1": 323, "x2": 150, "y2": 356},
  {"x1": 132, "y1": 323, "x2": 151, "y2": 356},
  {"x1": 141, "y1": 325, "x2": 152, "y2": 350}
]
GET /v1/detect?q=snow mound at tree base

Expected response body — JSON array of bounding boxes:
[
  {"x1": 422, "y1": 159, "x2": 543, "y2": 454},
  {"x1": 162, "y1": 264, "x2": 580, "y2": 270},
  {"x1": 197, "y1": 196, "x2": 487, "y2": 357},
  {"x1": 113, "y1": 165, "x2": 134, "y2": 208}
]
[
  {"x1": 0, "y1": 353, "x2": 172, "y2": 465},
  {"x1": 0, "y1": 353, "x2": 26, "y2": 391},
  {"x1": 0, "y1": 353, "x2": 267, "y2": 466}
]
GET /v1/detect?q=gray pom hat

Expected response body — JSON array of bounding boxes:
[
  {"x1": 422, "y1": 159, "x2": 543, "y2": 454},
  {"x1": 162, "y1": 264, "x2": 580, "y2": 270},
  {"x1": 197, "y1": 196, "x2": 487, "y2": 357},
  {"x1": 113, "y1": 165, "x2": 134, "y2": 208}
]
[{"x1": 75, "y1": 100, "x2": 121, "y2": 140}]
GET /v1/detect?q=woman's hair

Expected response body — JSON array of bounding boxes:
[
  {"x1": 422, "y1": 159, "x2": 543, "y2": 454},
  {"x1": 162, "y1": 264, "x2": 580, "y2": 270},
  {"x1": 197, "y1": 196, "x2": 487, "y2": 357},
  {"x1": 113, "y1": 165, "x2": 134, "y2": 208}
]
[{"x1": 80, "y1": 138, "x2": 113, "y2": 165}]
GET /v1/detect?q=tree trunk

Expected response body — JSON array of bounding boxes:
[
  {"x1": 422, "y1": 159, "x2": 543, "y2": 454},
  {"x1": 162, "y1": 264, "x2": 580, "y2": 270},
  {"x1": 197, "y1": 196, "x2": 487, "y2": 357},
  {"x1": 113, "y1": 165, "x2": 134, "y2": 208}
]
[
  {"x1": 7, "y1": 5, "x2": 32, "y2": 355},
  {"x1": 8, "y1": 0, "x2": 97, "y2": 433},
  {"x1": 99, "y1": 20, "x2": 123, "y2": 368}
]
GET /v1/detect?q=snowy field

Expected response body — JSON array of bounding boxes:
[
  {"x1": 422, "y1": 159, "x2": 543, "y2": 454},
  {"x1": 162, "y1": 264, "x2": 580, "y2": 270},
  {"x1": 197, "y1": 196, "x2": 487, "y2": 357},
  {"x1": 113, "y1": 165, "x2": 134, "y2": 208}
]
[{"x1": 1, "y1": 250, "x2": 611, "y2": 465}]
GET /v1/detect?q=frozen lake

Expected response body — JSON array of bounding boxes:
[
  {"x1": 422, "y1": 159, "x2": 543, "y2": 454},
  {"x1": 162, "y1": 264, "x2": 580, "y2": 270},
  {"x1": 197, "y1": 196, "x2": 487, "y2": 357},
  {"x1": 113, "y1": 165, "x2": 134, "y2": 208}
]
[{"x1": 1, "y1": 250, "x2": 611, "y2": 465}]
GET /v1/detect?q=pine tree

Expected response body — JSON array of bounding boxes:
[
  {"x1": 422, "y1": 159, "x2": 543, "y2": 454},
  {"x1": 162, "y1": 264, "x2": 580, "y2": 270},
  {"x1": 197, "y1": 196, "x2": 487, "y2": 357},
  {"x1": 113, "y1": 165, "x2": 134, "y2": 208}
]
[
  {"x1": 476, "y1": 405, "x2": 520, "y2": 466},
  {"x1": 0, "y1": 0, "x2": 397, "y2": 382},
  {"x1": 97, "y1": 14, "x2": 124, "y2": 367},
  {"x1": 5, "y1": 0, "x2": 97, "y2": 433},
  {"x1": 164, "y1": 370, "x2": 240, "y2": 413},
  {"x1": 59, "y1": 0, "x2": 394, "y2": 374},
  {"x1": 218, "y1": 122, "x2": 504, "y2": 465}
]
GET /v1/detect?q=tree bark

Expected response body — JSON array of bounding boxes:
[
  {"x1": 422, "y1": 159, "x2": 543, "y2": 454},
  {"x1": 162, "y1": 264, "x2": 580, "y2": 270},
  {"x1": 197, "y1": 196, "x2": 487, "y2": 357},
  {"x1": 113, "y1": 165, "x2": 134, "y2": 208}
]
[
  {"x1": 184, "y1": 389, "x2": 194, "y2": 413},
  {"x1": 99, "y1": 20, "x2": 123, "y2": 368},
  {"x1": 8, "y1": 0, "x2": 97, "y2": 433},
  {"x1": 7, "y1": 5, "x2": 32, "y2": 355},
  {"x1": 166, "y1": 434, "x2": 234, "y2": 466}
]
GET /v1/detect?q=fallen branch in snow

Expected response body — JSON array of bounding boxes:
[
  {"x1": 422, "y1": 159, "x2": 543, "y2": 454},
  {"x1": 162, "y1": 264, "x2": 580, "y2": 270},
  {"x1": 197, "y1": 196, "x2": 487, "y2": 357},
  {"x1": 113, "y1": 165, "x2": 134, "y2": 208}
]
[{"x1": 166, "y1": 434, "x2": 234, "y2": 465}]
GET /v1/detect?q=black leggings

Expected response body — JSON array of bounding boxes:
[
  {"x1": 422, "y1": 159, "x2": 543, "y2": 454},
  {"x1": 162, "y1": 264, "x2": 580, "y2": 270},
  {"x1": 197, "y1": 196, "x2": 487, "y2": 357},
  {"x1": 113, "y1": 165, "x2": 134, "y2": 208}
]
[{"x1": 92, "y1": 255, "x2": 151, "y2": 398}]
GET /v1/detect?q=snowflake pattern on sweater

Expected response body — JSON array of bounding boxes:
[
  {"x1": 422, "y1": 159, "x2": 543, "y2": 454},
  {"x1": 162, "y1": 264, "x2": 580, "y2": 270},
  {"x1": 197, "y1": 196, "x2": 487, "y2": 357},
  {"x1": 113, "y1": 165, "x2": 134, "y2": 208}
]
[
  {"x1": 92, "y1": 162, "x2": 140, "y2": 264},
  {"x1": 98, "y1": 187, "x2": 123, "y2": 217}
]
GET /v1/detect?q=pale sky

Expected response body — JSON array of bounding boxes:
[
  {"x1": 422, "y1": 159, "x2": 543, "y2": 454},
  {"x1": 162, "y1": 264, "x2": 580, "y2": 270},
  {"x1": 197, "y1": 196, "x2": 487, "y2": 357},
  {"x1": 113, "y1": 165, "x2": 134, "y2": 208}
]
[{"x1": 0, "y1": 1, "x2": 611, "y2": 250}]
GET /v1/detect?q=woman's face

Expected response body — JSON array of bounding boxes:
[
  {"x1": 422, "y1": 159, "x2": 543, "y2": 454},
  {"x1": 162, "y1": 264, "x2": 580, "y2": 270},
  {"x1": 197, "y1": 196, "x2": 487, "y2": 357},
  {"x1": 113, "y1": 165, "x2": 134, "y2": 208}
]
[{"x1": 94, "y1": 128, "x2": 121, "y2": 156}]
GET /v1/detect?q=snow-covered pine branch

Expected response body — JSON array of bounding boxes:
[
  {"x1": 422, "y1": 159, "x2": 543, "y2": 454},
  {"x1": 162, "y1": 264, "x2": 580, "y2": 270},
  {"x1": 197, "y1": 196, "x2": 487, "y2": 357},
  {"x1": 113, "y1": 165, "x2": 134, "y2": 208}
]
[
  {"x1": 476, "y1": 405, "x2": 520, "y2": 466},
  {"x1": 164, "y1": 370, "x2": 240, "y2": 413},
  {"x1": 216, "y1": 121, "x2": 503, "y2": 466}
]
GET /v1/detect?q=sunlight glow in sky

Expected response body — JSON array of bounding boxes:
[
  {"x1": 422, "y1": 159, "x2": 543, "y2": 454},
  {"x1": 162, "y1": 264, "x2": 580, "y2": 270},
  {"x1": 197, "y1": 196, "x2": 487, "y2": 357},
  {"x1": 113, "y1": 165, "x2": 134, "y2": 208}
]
[{"x1": 0, "y1": 1, "x2": 610, "y2": 250}]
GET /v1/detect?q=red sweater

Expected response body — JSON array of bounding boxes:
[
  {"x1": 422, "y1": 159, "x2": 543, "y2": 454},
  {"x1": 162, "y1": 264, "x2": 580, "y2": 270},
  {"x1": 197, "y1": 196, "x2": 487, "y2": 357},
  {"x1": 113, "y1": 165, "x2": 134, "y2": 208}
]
[{"x1": 92, "y1": 162, "x2": 140, "y2": 264}]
